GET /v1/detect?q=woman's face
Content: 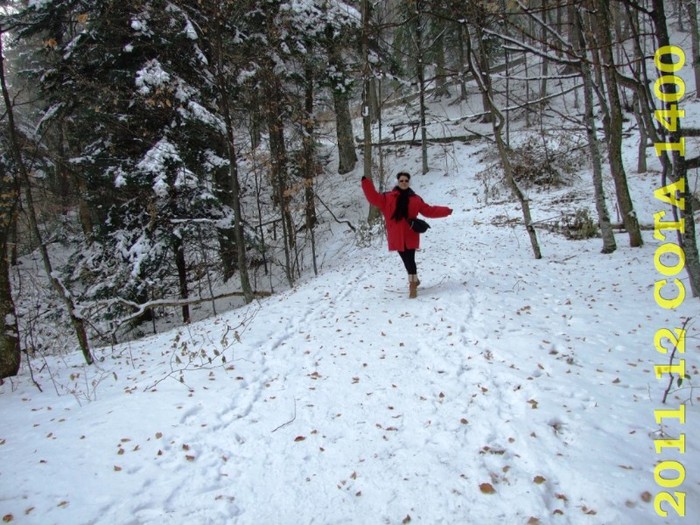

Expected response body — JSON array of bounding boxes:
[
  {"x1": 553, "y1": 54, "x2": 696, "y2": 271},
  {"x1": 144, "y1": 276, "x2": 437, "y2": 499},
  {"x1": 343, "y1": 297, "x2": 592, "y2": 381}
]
[{"x1": 398, "y1": 176, "x2": 410, "y2": 188}]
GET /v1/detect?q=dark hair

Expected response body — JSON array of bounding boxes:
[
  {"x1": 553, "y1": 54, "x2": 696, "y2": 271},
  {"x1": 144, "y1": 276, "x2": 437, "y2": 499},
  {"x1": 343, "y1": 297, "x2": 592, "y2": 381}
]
[{"x1": 392, "y1": 172, "x2": 414, "y2": 222}]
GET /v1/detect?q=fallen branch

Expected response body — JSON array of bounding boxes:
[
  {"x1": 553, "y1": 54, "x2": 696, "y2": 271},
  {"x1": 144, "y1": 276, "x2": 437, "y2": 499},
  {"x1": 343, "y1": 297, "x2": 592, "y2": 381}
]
[
  {"x1": 110, "y1": 289, "x2": 271, "y2": 333},
  {"x1": 315, "y1": 193, "x2": 356, "y2": 232},
  {"x1": 272, "y1": 398, "x2": 297, "y2": 433}
]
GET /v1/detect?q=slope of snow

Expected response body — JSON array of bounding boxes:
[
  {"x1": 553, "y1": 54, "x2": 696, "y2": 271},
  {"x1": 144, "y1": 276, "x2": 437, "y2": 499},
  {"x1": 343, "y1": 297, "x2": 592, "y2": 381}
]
[
  {"x1": 2, "y1": 25, "x2": 700, "y2": 525},
  {"x1": 2, "y1": 133, "x2": 698, "y2": 524}
]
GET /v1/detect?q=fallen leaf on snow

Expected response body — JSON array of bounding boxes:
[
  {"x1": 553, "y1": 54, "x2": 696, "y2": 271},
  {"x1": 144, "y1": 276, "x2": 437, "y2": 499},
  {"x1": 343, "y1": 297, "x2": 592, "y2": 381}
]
[{"x1": 479, "y1": 483, "x2": 496, "y2": 494}]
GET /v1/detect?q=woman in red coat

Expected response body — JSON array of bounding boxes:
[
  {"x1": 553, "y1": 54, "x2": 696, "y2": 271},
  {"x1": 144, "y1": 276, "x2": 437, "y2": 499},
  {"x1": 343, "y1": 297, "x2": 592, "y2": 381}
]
[{"x1": 361, "y1": 171, "x2": 452, "y2": 298}]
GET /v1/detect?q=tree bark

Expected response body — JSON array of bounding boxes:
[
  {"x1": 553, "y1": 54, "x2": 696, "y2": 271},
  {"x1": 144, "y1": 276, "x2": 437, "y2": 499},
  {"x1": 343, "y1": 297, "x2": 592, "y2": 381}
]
[
  {"x1": 0, "y1": 34, "x2": 93, "y2": 366},
  {"x1": 594, "y1": 0, "x2": 643, "y2": 247},
  {"x1": 467, "y1": 19, "x2": 541, "y2": 259},
  {"x1": 361, "y1": 0, "x2": 380, "y2": 223},
  {"x1": 456, "y1": 22, "x2": 469, "y2": 102},
  {"x1": 650, "y1": 0, "x2": 700, "y2": 297},
  {"x1": 413, "y1": 0, "x2": 429, "y2": 174},
  {"x1": 433, "y1": 28, "x2": 451, "y2": 99},
  {"x1": 173, "y1": 233, "x2": 190, "y2": 324},
  {"x1": 212, "y1": 11, "x2": 254, "y2": 303},
  {"x1": 333, "y1": 89, "x2": 357, "y2": 175},
  {"x1": 264, "y1": 68, "x2": 295, "y2": 286},
  {"x1": 684, "y1": 0, "x2": 700, "y2": 99},
  {"x1": 0, "y1": 161, "x2": 20, "y2": 378},
  {"x1": 302, "y1": 64, "x2": 319, "y2": 276},
  {"x1": 328, "y1": 37, "x2": 357, "y2": 175},
  {"x1": 574, "y1": 7, "x2": 617, "y2": 254}
]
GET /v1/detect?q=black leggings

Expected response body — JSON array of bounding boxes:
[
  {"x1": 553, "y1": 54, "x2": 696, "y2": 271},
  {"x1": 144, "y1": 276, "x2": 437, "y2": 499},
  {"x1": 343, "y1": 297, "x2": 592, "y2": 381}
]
[{"x1": 398, "y1": 249, "x2": 417, "y2": 275}]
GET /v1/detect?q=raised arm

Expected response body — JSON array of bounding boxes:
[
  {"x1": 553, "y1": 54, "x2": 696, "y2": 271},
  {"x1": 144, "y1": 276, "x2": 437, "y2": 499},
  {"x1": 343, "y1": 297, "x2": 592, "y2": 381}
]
[
  {"x1": 361, "y1": 176, "x2": 387, "y2": 210},
  {"x1": 417, "y1": 198, "x2": 452, "y2": 219}
]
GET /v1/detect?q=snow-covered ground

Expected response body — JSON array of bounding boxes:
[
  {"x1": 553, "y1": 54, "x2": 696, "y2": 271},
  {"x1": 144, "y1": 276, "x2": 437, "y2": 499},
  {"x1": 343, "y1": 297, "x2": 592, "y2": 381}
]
[
  {"x1": 2, "y1": 128, "x2": 698, "y2": 524},
  {"x1": 2, "y1": 28, "x2": 700, "y2": 525}
]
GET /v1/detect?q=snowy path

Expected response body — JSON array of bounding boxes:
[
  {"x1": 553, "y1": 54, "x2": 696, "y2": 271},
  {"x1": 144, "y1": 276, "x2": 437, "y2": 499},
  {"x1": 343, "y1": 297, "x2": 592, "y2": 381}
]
[{"x1": 2, "y1": 211, "x2": 699, "y2": 524}]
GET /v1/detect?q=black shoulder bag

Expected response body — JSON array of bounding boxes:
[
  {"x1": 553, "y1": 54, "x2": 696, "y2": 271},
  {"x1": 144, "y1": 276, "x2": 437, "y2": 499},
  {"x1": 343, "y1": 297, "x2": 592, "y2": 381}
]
[{"x1": 408, "y1": 218, "x2": 430, "y2": 233}]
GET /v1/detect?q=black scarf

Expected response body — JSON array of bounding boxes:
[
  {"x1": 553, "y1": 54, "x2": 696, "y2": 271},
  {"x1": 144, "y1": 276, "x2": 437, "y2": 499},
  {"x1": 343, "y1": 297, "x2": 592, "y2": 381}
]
[{"x1": 391, "y1": 187, "x2": 415, "y2": 222}]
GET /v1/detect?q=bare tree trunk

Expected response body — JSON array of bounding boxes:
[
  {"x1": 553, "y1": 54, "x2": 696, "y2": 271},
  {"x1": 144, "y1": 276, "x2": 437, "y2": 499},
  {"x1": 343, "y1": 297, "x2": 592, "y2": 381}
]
[
  {"x1": 685, "y1": 0, "x2": 700, "y2": 98},
  {"x1": 539, "y1": 0, "x2": 550, "y2": 118},
  {"x1": 302, "y1": 64, "x2": 319, "y2": 276},
  {"x1": 0, "y1": 35, "x2": 93, "y2": 366},
  {"x1": 413, "y1": 0, "x2": 429, "y2": 174},
  {"x1": 633, "y1": 93, "x2": 648, "y2": 173},
  {"x1": 328, "y1": 40, "x2": 357, "y2": 174},
  {"x1": 651, "y1": 0, "x2": 700, "y2": 297},
  {"x1": 467, "y1": 21, "x2": 541, "y2": 259},
  {"x1": 0, "y1": 158, "x2": 20, "y2": 378},
  {"x1": 261, "y1": 59, "x2": 296, "y2": 286},
  {"x1": 456, "y1": 22, "x2": 469, "y2": 102},
  {"x1": 173, "y1": 233, "x2": 190, "y2": 323},
  {"x1": 362, "y1": 0, "x2": 380, "y2": 223},
  {"x1": 574, "y1": 7, "x2": 617, "y2": 254},
  {"x1": 433, "y1": 28, "x2": 451, "y2": 99},
  {"x1": 213, "y1": 19, "x2": 254, "y2": 303},
  {"x1": 333, "y1": 88, "x2": 358, "y2": 174},
  {"x1": 594, "y1": 0, "x2": 643, "y2": 247}
]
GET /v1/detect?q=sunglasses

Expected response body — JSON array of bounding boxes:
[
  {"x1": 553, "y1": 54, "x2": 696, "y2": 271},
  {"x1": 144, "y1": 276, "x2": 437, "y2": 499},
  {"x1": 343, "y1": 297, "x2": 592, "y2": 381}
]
[{"x1": 398, "y1": 179, "x2": 410, "y2": 183}]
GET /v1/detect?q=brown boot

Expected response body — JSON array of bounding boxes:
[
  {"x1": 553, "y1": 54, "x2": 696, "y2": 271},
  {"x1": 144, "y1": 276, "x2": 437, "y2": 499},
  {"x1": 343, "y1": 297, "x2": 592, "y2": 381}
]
[{"x1": 409, "y1": 274, "x2": 418, "y2": 299}]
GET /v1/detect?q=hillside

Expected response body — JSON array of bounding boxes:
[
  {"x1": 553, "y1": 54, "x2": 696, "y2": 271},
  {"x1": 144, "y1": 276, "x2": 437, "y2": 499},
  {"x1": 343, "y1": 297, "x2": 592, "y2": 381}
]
[{"x1": 1, "y1": 113, "x2": 699, "y2": 524}]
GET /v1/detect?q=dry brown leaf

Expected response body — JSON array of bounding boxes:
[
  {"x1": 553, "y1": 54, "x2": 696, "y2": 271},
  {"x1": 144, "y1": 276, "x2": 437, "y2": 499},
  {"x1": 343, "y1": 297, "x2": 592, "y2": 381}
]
[
  {"x1": 294, "y1": 436, "x2": 306, "y2": 442},
  {"x1": 2, "y1": 514, "x2": 13, "y2": 523},
  {"x1": 113, "y1": 465, "x2": 122, "y2": 472},
  {"x1": 479, "y1": 482, "x2": 496, "y2": 494},
  {"x1": 533, "y1": 475, "x2": 546, "y2": 485}
]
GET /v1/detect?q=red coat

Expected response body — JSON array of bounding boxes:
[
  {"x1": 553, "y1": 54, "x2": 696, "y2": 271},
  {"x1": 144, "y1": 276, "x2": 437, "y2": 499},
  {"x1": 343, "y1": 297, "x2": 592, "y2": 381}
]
[{"x1": 361, "y1": 177, "x2": 452, "y2": 251}]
